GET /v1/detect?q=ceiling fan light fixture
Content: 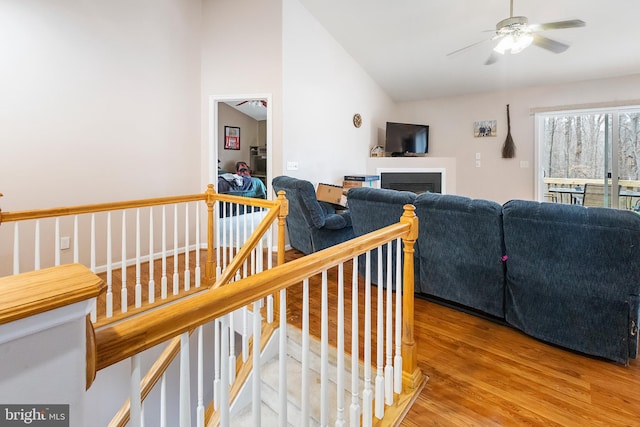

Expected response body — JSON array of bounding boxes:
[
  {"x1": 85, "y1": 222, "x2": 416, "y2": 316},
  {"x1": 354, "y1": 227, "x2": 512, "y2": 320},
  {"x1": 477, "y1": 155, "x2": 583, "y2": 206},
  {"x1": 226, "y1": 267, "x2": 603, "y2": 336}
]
[{"x1": 493, "y1": 32, "x2": 533, "y2": 55}]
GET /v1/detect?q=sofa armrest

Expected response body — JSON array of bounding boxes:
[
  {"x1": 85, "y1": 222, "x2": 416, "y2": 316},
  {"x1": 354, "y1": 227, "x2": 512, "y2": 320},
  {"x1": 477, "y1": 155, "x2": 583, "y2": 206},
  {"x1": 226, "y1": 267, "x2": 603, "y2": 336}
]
[{"x1": 324, "y1": 210, "x2": 352, "y2": 230}]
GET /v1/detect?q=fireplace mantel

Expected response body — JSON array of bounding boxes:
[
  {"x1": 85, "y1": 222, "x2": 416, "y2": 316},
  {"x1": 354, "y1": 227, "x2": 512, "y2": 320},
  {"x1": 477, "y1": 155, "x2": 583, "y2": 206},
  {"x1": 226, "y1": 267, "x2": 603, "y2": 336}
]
[{"x1": 366, "y1": 157, "x2": 457, "y2": 194}]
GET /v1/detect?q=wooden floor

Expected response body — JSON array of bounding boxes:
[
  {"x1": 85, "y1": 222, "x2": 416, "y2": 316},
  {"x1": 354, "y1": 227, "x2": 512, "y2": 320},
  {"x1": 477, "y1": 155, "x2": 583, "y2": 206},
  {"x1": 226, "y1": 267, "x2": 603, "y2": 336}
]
[
  {"x1": 283, "y1": 249, "x2": 640, "y2": 426},
  {"x1": 101, "y1": 247, "x2": 640, "y2": 425}
]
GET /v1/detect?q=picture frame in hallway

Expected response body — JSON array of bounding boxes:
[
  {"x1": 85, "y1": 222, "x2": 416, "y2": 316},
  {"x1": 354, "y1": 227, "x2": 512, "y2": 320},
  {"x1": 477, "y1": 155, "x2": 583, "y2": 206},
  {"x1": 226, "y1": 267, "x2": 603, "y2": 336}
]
[
  {"x1": 474, "y1": 120, "x2": 496, "y2": 137},
  {"x1": 224, "y1": 126, "x2": 240, "y2": 150}
]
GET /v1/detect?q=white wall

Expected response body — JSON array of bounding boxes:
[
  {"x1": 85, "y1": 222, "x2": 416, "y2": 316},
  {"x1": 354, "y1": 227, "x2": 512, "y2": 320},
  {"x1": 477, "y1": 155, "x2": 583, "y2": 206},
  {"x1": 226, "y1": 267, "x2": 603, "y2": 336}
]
[
  {"x1": 281, "y1": 0, "x2": 395, "y2": 187},
  {"x1": 393, "y1": 74, "x2": 640, "y2": 204},
  {"x1": 0, "y1": 0, "x2": 202, "y2": 210},
  {"x1": 200, "y1": 0, "x2": 282, "y2": 192}
]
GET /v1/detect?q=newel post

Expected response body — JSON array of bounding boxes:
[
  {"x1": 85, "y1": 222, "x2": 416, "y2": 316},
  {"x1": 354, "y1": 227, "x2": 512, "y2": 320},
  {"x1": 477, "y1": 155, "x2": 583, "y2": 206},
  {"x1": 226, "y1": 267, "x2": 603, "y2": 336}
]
[
  {"x1": 276, "y1": 190, "x2": 288, "y2": 267},
  {"x1": 272, "y1": 191, "x2": 289, "y2": 319},
  {"x1": 400, "y1": 204, "x2": 421, "y2": 389},
  {"x1": 205, "y1": 184, "x2": 217, "y2": 286}
]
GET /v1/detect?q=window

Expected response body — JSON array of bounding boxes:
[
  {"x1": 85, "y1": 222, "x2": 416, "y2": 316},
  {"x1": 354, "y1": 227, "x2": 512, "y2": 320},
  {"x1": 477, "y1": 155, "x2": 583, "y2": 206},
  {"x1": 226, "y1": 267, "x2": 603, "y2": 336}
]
[{"x1": 535, "y1": 106, "x2": 640, "y2": 210}]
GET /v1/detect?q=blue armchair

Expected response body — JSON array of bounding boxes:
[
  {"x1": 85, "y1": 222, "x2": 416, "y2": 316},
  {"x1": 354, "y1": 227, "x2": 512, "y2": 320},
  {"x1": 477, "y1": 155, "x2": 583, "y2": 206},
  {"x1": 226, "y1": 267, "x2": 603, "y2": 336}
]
[{"x1": 272, "y1": 176, "x2": 355, "y2": 254}]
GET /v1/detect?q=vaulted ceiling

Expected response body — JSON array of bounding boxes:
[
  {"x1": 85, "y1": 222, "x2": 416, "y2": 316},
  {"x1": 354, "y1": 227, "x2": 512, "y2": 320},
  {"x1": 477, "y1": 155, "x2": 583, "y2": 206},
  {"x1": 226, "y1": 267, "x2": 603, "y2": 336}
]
[{"x1": 298, "y1": 0, "x2": 640, "y2": 101}]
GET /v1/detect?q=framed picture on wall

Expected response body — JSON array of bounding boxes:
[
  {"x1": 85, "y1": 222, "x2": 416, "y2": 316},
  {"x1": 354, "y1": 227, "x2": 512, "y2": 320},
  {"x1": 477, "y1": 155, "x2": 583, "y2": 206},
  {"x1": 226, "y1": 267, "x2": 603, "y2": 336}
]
[{"x1": 224, "y1": 126, "x2": 240, "y2": 150}]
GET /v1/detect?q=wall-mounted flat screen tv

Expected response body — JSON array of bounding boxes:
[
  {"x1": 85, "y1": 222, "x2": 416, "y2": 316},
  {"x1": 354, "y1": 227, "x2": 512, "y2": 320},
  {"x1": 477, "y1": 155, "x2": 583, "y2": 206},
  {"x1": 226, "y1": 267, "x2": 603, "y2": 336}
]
[{"x1": 384, "y1": 122, "x2": 429, "y2": 156}]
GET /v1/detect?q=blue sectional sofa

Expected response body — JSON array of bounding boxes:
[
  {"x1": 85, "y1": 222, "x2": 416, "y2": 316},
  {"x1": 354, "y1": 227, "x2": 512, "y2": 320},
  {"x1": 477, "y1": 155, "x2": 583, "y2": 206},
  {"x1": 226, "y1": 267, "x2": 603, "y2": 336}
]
[{"x1": 347, "y1": 187, "x2": 640, "y2": 364}]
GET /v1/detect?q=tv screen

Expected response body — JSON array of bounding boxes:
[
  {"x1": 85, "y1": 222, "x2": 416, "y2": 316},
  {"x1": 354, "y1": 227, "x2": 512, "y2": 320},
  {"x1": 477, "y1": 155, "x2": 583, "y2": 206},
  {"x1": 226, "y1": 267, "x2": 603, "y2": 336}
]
[{"x1": 385, "y1": 122, "x2": 429, "y2": 156}]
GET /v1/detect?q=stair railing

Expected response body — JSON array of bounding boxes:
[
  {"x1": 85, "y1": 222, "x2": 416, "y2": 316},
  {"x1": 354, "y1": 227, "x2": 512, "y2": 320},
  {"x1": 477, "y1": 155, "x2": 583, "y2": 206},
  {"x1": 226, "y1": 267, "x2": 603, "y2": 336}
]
[
  {"x1": 0, "y1": 185, "x2": 285, "y2": 326},
  {"x1": 93, "y1": 204, "x2": 421, "y2": 427}
]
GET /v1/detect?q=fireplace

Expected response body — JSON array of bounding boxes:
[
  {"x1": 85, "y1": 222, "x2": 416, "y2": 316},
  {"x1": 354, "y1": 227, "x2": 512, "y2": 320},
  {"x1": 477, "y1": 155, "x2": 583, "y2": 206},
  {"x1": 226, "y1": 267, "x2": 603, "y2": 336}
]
[{"x1": 380, "y1": 171, "x2": 442, "y2": 194}]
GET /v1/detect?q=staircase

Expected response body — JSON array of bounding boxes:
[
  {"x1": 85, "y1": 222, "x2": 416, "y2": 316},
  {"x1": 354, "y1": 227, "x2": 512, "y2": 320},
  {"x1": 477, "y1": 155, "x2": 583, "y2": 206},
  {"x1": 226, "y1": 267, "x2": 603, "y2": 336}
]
[{"x1": 232, "y1": 326, "x2": 364, "y2": 426}]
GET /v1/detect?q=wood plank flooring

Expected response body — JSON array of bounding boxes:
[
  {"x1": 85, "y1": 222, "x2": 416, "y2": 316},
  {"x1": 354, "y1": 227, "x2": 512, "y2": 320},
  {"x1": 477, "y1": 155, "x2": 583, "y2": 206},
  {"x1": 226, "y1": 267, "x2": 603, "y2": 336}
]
[
  {"x1": 100, "y1": 247, "x2": 640, "y2": 425},
  {"x1": 283, "y1": 248, "x2": 640, "y2": 426}
]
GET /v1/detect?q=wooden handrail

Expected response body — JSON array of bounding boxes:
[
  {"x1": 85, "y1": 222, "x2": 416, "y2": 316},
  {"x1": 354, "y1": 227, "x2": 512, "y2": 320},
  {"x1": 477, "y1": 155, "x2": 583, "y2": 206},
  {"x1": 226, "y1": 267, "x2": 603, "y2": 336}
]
[
  {"x1": 0, "y1": 194, "x2": 206, "y2": 223},
  {"x1": 95, "y1": 221, "x2": 413, "y2": 371},
  {"x1": 0, "y1": 264, "x2": 105, "y2": 325}
]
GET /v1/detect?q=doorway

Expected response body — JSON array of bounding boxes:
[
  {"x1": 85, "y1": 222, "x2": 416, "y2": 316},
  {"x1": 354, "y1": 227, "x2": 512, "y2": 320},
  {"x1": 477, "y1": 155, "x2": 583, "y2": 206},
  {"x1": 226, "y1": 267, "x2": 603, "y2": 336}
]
[{"x1": 208, "y1": 94, "x2": 273, "y2": 199}]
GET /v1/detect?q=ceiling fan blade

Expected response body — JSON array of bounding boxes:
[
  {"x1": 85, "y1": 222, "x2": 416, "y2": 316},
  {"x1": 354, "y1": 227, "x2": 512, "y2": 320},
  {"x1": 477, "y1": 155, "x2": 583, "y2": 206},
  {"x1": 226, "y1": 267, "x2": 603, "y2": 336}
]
[
  {"x1": 485, "y1": 51, "x2": 501, "y2": 65},
  {"x1": 446, "y1": 37, "x2": 494, "y2": 57},
  {"x1": 532, "y1": 33, "x2": 570, "y2": 53},
  {"x1": 236, "y1": 101, "x2": 249, "y2": 106},
  {"x1": 532, "y1": 19, "x2": 585, "y2": 31}
]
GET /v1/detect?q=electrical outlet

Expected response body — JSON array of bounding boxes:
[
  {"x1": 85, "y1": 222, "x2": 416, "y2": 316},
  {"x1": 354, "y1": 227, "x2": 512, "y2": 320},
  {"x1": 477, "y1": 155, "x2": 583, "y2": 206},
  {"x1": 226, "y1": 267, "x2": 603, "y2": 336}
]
[
  {"x1": 60, "y1": 236, "x2": 70, "y2": 250},
  {"x1": 520, "y1": 160, "x2": 529, "y2": 168},
  {"x1": 475, "y1": 160, "x2": 481, "y2": 168},
  {"x1": 286, "y1": 161, "x2": 299, "y2": 171}
]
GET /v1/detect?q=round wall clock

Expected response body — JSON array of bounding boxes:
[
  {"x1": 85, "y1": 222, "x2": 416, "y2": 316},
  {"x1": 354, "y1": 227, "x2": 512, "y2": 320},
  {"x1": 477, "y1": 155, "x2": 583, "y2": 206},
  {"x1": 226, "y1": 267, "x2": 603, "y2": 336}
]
[{"x1": 353, "y1": 113, "x2": 362, "y2": 128}]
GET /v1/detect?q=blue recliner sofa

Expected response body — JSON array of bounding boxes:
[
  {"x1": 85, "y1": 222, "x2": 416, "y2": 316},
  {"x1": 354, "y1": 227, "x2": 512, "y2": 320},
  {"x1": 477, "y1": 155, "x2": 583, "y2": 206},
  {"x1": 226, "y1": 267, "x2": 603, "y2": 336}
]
[
  {"x1": 272, "y1": 176, "x2": 355, "y2": 254},
  {"x1": 345, "y1": 187, "x2": 640, "y2": 364},
  {"x1": 414, "y1": 193, "x2": 507, "y2": 319},
  {"x1": 502, "y1": 200, "x2": 640, "y2": 364},
  {"x1": 347, "y1": 187, "x2": 417, "y2": 287}
]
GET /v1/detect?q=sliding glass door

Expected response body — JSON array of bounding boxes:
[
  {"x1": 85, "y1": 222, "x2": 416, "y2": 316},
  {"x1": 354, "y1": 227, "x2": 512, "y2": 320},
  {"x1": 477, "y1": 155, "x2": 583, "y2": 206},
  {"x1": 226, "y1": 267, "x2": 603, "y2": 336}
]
[{"x1": 536, "y1": 106, "x2": 640, "y2": 210}]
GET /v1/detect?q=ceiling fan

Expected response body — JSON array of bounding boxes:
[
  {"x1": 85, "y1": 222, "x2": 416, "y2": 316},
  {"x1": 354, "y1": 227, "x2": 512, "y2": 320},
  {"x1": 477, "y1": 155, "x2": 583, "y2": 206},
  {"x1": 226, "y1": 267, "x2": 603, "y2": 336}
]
[
  {"x1": 236, "y1": 100, "x2": 267, "y2": 108},
  {"x1": 447, "y1": 0, "x2": 585, "y2": 65}
]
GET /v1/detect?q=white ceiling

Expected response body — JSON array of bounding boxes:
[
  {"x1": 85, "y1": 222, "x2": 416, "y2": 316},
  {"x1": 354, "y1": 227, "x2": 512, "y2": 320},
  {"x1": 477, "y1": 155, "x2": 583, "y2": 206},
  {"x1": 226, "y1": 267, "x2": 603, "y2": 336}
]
[
  {"x1": 225, "y1": 100, "x2": 267, "y2": 121},
  {"x1": 298, "y1": 0, "x2": 640, "y2": 102}
]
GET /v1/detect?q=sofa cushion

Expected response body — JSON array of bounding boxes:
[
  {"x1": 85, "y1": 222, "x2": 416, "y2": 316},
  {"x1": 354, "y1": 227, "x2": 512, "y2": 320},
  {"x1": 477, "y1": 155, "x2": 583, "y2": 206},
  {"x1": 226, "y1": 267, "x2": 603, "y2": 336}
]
[
  {"x1": 347, "y1": 187, "x2": 417, "y2": 288},
  {"x1": 502, "y1": 200, "x2": 640, "y2": 363},
  {"x1": 414, "y1": 193, "x2": 506, "y2": 318}
]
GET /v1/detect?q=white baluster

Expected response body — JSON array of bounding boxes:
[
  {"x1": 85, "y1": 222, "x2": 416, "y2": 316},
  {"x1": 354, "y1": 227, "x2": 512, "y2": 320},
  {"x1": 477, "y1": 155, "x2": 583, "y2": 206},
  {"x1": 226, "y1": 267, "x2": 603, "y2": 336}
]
[
  {"x1": 90, "y1": 214, "x2": 97, "y2": 321},
  {"x1": 135, "y1": 208, "x2": 142, "y2": 308},
  {"x1": 229, "y1": 313, "x2": 236, "y2": 384},
  {"x1": 394, "y1": 238, "x2": 403, "y2": 394},
  {"x1": 363, "y1": 251, "x2": 373, "y2": 427},
  {"x1": 121, "y1": 210, "x2": 127, "y2": 313},
  {"x1": 13, "y1": 223, "x2": 19, "y2": 275},
  {"x1": 219, "y1": 315, "x2": 230, "y2": 426},
  {"x1": 336, "y1": 263, "x2": 346, "y2": 427},
  {"x1": 184, "y1": 203, "x2": 191, "y2": 291},
  {"x1": 149, "y1": 208, "x2": 155, "y2": 304},
  {"x1": 34, "y1": 220, "x2": 40, "y2": 270},
  {"x1": 215, "y1": 202, "x2": 221, "y2": 278},
  {"x1": 242, "y1": 307, "x2": 249, "y2": 362},
  {"x1": 385, "y1": 242, "x2": 394, "y2": 406},
  {"x1": 252, "y1": 300, "x2": 262, "y2": 427},
  {"x1": 195, "y1": 203, "x2": 201, "y2": 287},
  {"x1": 161, "y1": 206, "x2": 168, "y2": 299},
  {"x1": 90, "y1": 215, "x2": 96, "y2": 274},
  {"x1": 180, "y1": 332, "x2": 191, "y2": 427},
  {"x1": 197, "y1": 326, "x2": 205, "y2": 427},
  {"x1": 160, "y1": 374, "x2": 167, "y2": 427},
  {"x1": 214, "y1": 319, "x2": 221, "y2": 410},
  {"x1": 131, "y1": 355, "x2": 142, "y2": 427},
  {"x1": 279, "y1": 287, "x2": 288, "y2": 427},
  {"x1": 301, "y1": 278, "x2": 310, "y2": 427},
  {"x1": 375, "y1": 247, "x2": 385, "y2": 419},
  {"x1": 106, "y1": 213, "x2": 113, "y2": 318},
  {"x1": 54, "y1": 217, "x2": 60, "y2": 266},
  {"x1": 73, "y1": 215, "x2": 79, "y2": 264},
  {"x1": 350, "y1": 256, "x2": 360, "y2": 427},
  {"x1": 173, "y1": 204, "x2": 179, "y2": 295},
  {"x1": 222, "y1": 203, "x2": 227, "y2": 270},
  {"x1": 321, "y1": 270, "x2": 329, "y2": 426}
]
